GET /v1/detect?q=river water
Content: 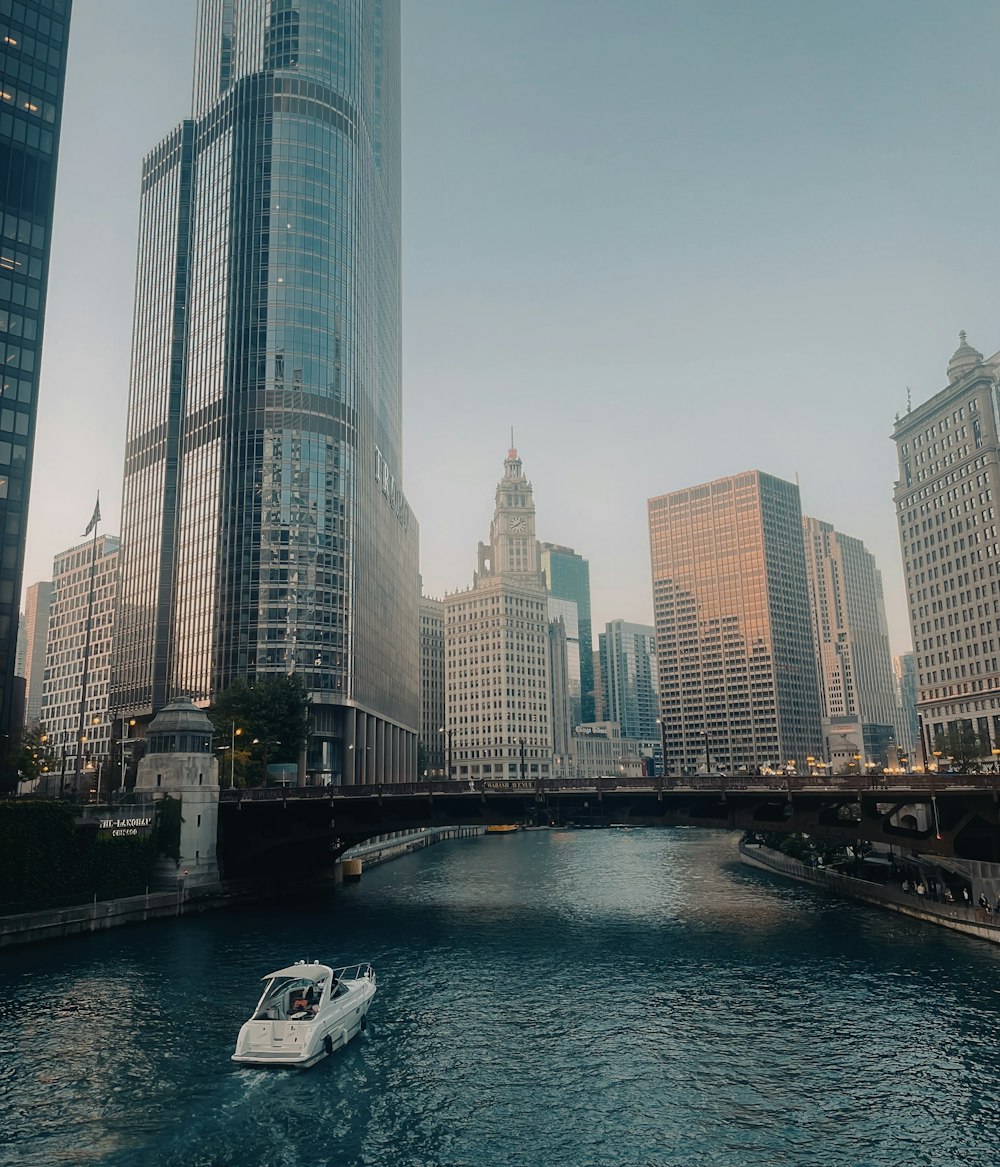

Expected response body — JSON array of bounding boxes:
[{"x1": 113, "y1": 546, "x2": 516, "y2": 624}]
[{"x1": 3, "y1": 828, "x2": 1000, "y2": 1167}]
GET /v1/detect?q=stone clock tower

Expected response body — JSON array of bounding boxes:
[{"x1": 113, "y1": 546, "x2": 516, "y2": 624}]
[
  {"x1": 445, "y1": 446, "x2": 553, "y2": 784},
  {"x1": 477, "y1": 446, "x2": 544, "y2": 587}
]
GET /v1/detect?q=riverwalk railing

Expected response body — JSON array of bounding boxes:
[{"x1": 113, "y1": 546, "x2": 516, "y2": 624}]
[{"x1": 739, "y1": 841, "x2": 1000, "y2": 933}]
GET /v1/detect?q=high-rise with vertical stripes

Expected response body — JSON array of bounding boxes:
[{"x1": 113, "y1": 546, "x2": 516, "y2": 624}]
[
  {"x1": 0, "y1": 0, "x2": 72, "y2": 744},
  {"x1": 112, "y1": 1, "x2": 418, "y2": 784}
]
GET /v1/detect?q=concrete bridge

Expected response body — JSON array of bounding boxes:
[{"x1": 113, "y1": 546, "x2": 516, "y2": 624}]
[{"x1": 216, "y1": 772, "x2": 1000, "y2": 878}]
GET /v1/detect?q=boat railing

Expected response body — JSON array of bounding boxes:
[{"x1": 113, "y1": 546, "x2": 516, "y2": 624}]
[{"x1": 331, "y1": 962, "x2": 374, "y2": 982}]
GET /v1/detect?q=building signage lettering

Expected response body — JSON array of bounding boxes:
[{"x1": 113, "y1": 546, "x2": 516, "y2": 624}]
[
  {"x1": 375, "y1": 446, "x2": 410, "y2": 531},
  {"x1": 98, "y1": 815, "x2": 153, "y2": 839}
]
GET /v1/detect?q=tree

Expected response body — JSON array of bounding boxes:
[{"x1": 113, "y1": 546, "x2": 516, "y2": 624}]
[
  {"x1": 933, "y1": 723, "x2": 981, "y2": 772},
  {"x1": 15, "y1": 725, "x2": 56, "y2": 786},
  {"x1": 207, "y1": 675, "x2": 310, "y2": 785}
]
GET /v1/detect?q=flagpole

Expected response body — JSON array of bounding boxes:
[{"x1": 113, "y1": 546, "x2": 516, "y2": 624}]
[{"x1": 74, "y1": 496, "x2": 101, "y2": 799}]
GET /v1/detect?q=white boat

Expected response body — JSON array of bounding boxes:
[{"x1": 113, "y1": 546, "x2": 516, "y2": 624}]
[{"x1": 232, "y1": 960, "x2": 376, "y2": 1069}]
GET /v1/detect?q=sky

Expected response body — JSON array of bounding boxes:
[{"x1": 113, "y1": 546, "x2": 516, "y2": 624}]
[{"x1": 27, "y1": 0, "x2": 1000, "y2": 654}]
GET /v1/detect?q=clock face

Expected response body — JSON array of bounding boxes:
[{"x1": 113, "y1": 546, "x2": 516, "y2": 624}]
[{"x1": 509, "y1": 516, "x2": 526, "y2": 533}]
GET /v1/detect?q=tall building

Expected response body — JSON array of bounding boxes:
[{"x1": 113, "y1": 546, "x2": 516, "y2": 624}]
[
  {"x1": 0, "y1": 0, "x2": 72, "y2": 738},
  {"x1": 540, "y1": 543, "x2": 594, "y2": 723},
  {"x1": 802, "y1": 516, "x2": 897, "y2": 765},
  {"x1": 20, "y1": 579, "x2": 51, "y2": 727},
  {"x1": 41, "y1": 535, "x2": 119, "y2": 794},
  {"x1": 893, "y1": 652, "x2": 918, "y2": 759},
  {"x1": 599, "y1": 620, "x2": 660, "y2": 742},
  {"x1": 419, "y1": 595, "x2": 445, "y2": 777},
  {"x1": 892, "y1": 333, "x2": 1000, "y2": 761},
  {"x1": 592, "y1": 648, "x2": 605, "y2": 721},
  {"x1": 112, "y1": 1, "x2": 418, "y2": 784},
  {"x1": 444, "y1": 447, "x2": 552, "y2": 782},
  {"x1": 547, "y1": 609, "x2": 575, "y2": 776},
  {"x1": 648, "y1": 470, "x2": 823, "y2": 773}
]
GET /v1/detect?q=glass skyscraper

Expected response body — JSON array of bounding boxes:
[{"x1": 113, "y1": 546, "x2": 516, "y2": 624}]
[
  {"x1": 540, "y1": 543, "x2": 594, "y2": 723},
  {"x1": 599, "y1": 620, "x2": 659, "y2": 741},
  {"x1": 113, "y1": 0, "x2": 419, "y2": 783},
  {"x1": 0, "y1": 0, "x2": 71, "y2": 739}
]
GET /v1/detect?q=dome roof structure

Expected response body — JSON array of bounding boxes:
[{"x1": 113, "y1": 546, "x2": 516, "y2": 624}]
[
  {"x1": 148, "y1": 696, "x2": 213, "y2": 735},
  {"x1": 947, "y1": 330, "x2": 983, "y2": 384}
]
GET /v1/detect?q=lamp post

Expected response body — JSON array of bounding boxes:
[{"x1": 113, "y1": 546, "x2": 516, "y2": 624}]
[
  {"x1": 702, "y1": 730, "x2": 710, "y2": 774},
  {"x1": 519, "y1": 737, "x2": 526, "y2": 783},
  {"x1": 932, "y1": 750, "x2": 942, "y2": 772},
  {"x1": 89, "y1": 714, "x2": 102, "y2": 803},
  {"x1": 438, "y1": 725, "x2": 453, "y2": 780},
  {"x1": 230, "y1": 722, "x2": 244, "y2": 788},
  {"x1": 656, "y1": 716, "x2": 667, "y2": 779},
  {"x1": 119, "y1": 716, "x2": 136, "y2": 795},
  {"x1": 992, "y1": 747, "x2": 1000, "y2": 773}
]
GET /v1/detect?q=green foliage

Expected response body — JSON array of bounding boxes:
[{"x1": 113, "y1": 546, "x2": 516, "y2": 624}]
[
  {"x1": 15, "y1": 725, "x2": 56, "y2": 784},
  {"x1": 933, "y1": 722, "x2": 982, "y2": 771},
  {"x1": 0, "y1": 800, "x2": 158, "y2": 910},
  {"x1": 208, "y1": 675, "x2": 310, "y2": 785}
]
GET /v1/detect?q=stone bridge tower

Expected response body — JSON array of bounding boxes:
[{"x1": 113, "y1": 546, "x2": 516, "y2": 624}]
[{"x1": 135, "y1": 697, "x2": 220, "y2": 891}]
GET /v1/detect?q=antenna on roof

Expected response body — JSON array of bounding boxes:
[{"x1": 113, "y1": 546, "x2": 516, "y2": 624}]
[{"x1": 906, "y1": 386, "x2": 912, "y2": 413}]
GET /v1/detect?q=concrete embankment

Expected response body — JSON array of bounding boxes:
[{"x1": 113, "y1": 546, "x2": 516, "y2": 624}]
[
  {"x1": 1, "y1": 826, "x2": 486, "y2": 948},
  {"x1": 740, "y1": 841, "x2": 1000, "y2": 945},
  {"x1": 338, "y1": 826, "x2": 484, "y2": 878},
  {"x1": 0, "y1": 885, "x2": 251, "y2": 949}
]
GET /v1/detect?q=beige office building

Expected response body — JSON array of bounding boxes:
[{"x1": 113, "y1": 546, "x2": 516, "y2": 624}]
[
  {"x1": 892, "y1": 333, "x2": 1000, "y2": 761},
  {"x1": 419, "y1": 595, "x2": 446, "y2": 777},
  {"x1": 444, "y1": 448, "x2": 552, "y2": 781},
  {"x1": 41, "y1": 536, "x2": 120, "y2": 793},
  {"x1": 803, "y1": 517, "x2": 898, "y2": 765}
]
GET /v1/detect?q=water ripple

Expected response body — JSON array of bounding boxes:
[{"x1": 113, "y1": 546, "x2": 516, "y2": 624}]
[{"x1": 3, "y1": 830, "x2": 1000, "y2": 1166}]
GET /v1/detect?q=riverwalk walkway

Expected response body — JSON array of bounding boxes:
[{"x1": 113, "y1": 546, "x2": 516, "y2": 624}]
[{"x1": 740, "y1": 840, "x2": 1000, "y2": 945}]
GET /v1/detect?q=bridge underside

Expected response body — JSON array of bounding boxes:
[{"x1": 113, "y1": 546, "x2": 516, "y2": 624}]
[{"x1": 217, "y1": 784, "x2": 1000, "y2": 878}]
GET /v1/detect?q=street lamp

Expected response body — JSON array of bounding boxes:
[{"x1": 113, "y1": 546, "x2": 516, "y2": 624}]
[
  {"x1": 806, "y1": 755, "x2": 816, "y2": 776},
  {"x1": 230, "y1": 723, "x2": 244, "y2": 788},
  {"x1": 932, "y1": 750, "x2": 943, "y2": 772},
  {"x1": 439, "y1": 725, "x2": 454, "y2": 780},
  {"x1": 992, "y1": 747, "x2": 1000, "y2": 773},
  {"x1": 120, "y1": 716, "x2": 136, "y2": 794}
]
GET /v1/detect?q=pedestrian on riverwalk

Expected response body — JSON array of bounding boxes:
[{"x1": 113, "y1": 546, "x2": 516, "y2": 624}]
[{"x1": 963, "y1": 887, "x2": 971, "y2": 904}]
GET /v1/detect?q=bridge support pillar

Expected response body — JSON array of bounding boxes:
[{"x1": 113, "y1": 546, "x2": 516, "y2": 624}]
[
  {"x1": 387, "y1": 723, "x2": 395, "y2": 783},
  {"x1": 376, "y1": 719, "x2": 386, "y2": 784},
  {"x1": 365, "y1": 717, "x2": 376, "y2": 784},
  {"x1": 352, "y1": 709, "x2": 364, "y2": 784},
  {"x1": 342, "y1": 708, "x2": 356, "y2": 786}
]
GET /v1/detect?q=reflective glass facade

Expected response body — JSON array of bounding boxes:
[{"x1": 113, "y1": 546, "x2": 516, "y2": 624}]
[
  {"x1": 648, "y1": 471, "x2": 823, "y2": 773},
  {"x1": 599, "y1": 620, "x2": 659, "y2": 742},
  {"x1": 540, "y1": 543, "x2": 594, "y2": 723},
  {"x1": 113, "y1": 1, "x2": 418, "y2": 783},
  {"x1": 0, "y1": 0, "x2": 71, "y2": 736}
]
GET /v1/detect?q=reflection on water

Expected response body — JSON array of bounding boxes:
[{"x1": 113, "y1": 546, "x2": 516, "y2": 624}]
[{"x1": 3, "y1": 829, "x2": 1000, "y2": 1166}]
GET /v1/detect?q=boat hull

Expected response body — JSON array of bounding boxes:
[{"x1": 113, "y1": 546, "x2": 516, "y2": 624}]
[{"x1": 232, "y1": 977, "x2": 375, "y2": 1069}]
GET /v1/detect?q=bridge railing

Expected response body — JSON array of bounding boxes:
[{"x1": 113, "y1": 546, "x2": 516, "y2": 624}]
[{"x1": 217, "y1": 771, "x2": 1000, "y2": 803}]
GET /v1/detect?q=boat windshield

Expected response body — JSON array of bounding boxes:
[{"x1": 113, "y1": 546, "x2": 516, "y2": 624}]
[{"x1": 252, "y1": 975, "x2": 326, "y2": 1020}]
